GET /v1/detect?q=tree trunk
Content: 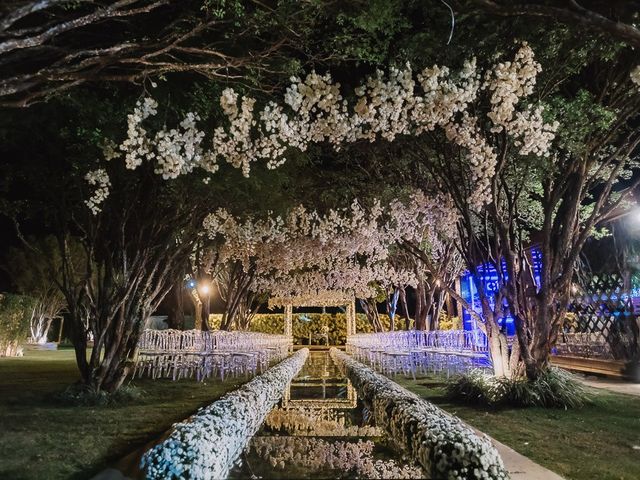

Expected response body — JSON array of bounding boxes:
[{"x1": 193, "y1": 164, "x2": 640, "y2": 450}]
[
  {"x1": 30, "y1": 314, "x2": 53, "y2": 344},
  {"x1": 432, "y1": 290, "x2": 445, "y2": 330},
  {"x1": 201, "y1": 294, "x2": 210, "y2": 331},
  {"x1": 485, "y1": 317, "x2": 512, "y2": 378},
  {"x1": 398, "y1": 286, "x2": 412, "y2": 330},
  {"x1": 360, "y1": 298, "x2": 383, "y2": 332},
  {"x1": 414, "y1": 281, "x2": 429, "y2": 330},
  {"x1": 167, "y1": 282, "x2": 186, "y2": 330},
  {"x1": 424, "y1": 290, "x2": 436, "y2": 331},
  {"x1": 190, "y1": 289, "x2": 203, "y2": 331},
  {"x1": 386, "y1": 288, "x2": 399, "y2": 331}
]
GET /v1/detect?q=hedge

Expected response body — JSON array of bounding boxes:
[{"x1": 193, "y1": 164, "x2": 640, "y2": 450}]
[{"x1": 207, "y1": 312, "x2": 409, "y2": 345}]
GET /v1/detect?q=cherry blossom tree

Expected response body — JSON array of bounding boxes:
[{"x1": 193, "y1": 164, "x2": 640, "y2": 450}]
[
  {"x1": 92, "y1": 44, "x2": 521, "y2": 344},
  {"x1": 202, "y1": 200, "x2": 395, "y2": 330},
  {"x1": 388, "y1": 191, "x2": 465, "y2": 331},
  {"x1": 73, "y1": 36, "x2": 639, "y2": 384},
  {"x1": 407, "y1": 45, "x2": 640, "y2": 379},
  {"x1": 199, "y1": 189, "x2": 460, "y2": 333}
]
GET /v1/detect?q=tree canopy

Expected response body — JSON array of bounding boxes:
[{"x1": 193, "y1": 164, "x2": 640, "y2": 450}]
[{"x1": 2, "y1": 0, "x2": 640, "y2": 389}]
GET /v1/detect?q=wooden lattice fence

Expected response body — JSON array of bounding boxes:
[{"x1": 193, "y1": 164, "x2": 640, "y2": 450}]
[{"x1": 562, "y1": 274, "x2": 640, "y2": 361}]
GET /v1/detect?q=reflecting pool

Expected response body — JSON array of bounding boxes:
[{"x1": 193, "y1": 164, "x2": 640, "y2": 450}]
[{"x1": 229, "y1": 351, "x2": 426, "y2": 479}]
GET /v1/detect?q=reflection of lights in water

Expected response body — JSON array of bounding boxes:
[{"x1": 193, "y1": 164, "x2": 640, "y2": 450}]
[
  {"x1": 231, "y1": 351, "x2": 426, "y2": 480},
  {"x1": 283, "y1": 352, "x2": 357, "y2": 408},
  {"x1": 322, "y1": 354, "x2": 330, "y2": 377}
]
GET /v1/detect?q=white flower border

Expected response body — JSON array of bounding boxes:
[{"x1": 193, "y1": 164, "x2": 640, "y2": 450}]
[
  {"x1": 141, "y1": 348, "x2": 309, "y2": 480},
  {"x1": 330, "y1": 348, "x2": 508, "y2": 480}
]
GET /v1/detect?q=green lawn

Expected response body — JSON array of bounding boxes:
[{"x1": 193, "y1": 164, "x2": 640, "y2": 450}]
[
  {"x1": 4, "y1": 350, "x2": 639, "y2": 480},
  {"x1": 0, "y1": 348, "x2": 245, "y2": 480},
  {"x1": 396, "y1": 375, "x2": 640, "y2": 480}
]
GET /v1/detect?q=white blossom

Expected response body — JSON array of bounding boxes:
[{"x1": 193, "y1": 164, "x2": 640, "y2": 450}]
[
  {"x1": 251, "y1": 435, "x2": 424, "y2": 479},
  {"x1": 84, "y1": 168, "x2": 111, "y2": 215},
  {"x1": 107, "y1": 43, "x2": 556, "y2": 207},
  {"x1": 203, "y1": 191, "x2": 461, "y2": 304}
]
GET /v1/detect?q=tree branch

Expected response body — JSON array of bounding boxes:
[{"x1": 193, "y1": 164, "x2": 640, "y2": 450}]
[{"x1": 472, "y1": 0, "x2": 640, "y2": 48}]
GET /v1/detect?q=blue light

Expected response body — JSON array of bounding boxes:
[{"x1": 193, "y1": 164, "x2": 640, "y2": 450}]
[{"x1": 459, "y1": 247, "x2": 543, "y2": 335}]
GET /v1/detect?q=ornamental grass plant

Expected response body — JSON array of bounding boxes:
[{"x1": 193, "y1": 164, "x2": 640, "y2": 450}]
[
  {"x1": 447, "y1": 368, "x2": 589, "y2": 409},
  {"x1": 55, "y1": 383, "x2": 144, "y2": 406}
]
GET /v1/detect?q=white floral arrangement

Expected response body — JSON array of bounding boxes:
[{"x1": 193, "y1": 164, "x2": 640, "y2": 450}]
[
  {"x1": 330, "y1": 348, "x2": 508, "y2": 480},
  {"x1": 140, "y1": 348, "x2": 309, "y2": 480}
]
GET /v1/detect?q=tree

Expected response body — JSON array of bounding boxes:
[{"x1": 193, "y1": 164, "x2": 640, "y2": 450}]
[
  {"x1": 0, "y1": 0, "x2": 300, "y2": 107},
  {"x1": 470, "y1": 0, "x2": 640, "y2": 49},
  {"x1": 202, "y1": 200, "x2": 396, "y2": 331},
  {"x1": 201, "y1": 190, "x2": 463, "y2": 333},
  {"x1": 4, "y1": 0, "x2": 638, "y2": 391},
  {"x1": 0, "y1": 0, "x2": 449, "y2": 108},
  {"x1": 2, "y1": 236, "x2": 68, "y2": 344},
  {"x1": 0, "y1": 87, "x2": 266, "y2": 392},
  {"x1": 404, "y1": 44, "x2": 640, "y2": 379},
  {"x1": 58, "y1": 166, "x2": 211, "y2": 392},
  {"x1": 166, "y1": 281, "x2": 187, "y2": 330},
  {"x1": 388, "y1": 191, "x2": 465, "y2": 331},
  {"x1": 0, "y1": 293, "x2": 35, "y2": 356},
  {"x1": 1, "y1": 73, "x2": 326, "y2": 390},
  {"x1": 155, "y1": 38, "x2": 638, "y2": 381}
]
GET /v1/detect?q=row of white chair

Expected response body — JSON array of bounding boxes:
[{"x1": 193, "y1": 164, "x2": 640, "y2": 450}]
[
  {"x1": 138, "y1": 329, "x2": 290, "y2": 353},
  {"x1": 346, "y1": 330, "x2": 491, "y2": 378},
  {"x1": 134, "y1": 329, "x2": 291, "y2": 381}
]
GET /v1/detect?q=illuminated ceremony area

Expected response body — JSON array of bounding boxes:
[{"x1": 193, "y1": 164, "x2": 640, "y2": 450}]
[{"x1": 1, "y1": 1, "x2": 639, "y2": 479}]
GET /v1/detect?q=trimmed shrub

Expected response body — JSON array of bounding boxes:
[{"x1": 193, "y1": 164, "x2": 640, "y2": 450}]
[
  {"x1": 438, "y1": 312, "x2": 463, "y2": 330},
  {"x1": 447, "y1": 368, "x2": 589, "y2": 409}
]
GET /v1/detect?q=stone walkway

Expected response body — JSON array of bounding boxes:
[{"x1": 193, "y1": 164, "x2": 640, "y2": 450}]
[
  {"x1": 475, "y1": 430, "x2": 564, "y2": 480},
  {"x1": 577, "y1": 374, "x2": 640, "y2": 397}
]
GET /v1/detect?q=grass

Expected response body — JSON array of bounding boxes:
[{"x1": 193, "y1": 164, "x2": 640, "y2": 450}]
[
  {"x1": 0, "y1": 347, "x2": 246, "y2": 480},
  {"x1": 396, "y1": 375, "x2": 640, "y2": 480}
]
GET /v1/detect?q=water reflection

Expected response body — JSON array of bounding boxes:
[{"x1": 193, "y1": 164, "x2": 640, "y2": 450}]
[
  {"x1": 230, "y1": 351, "x2": 425, "y2": 479},
  {"x1": 283, "y1": 349, "x2": 357, "y2": 407}
]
